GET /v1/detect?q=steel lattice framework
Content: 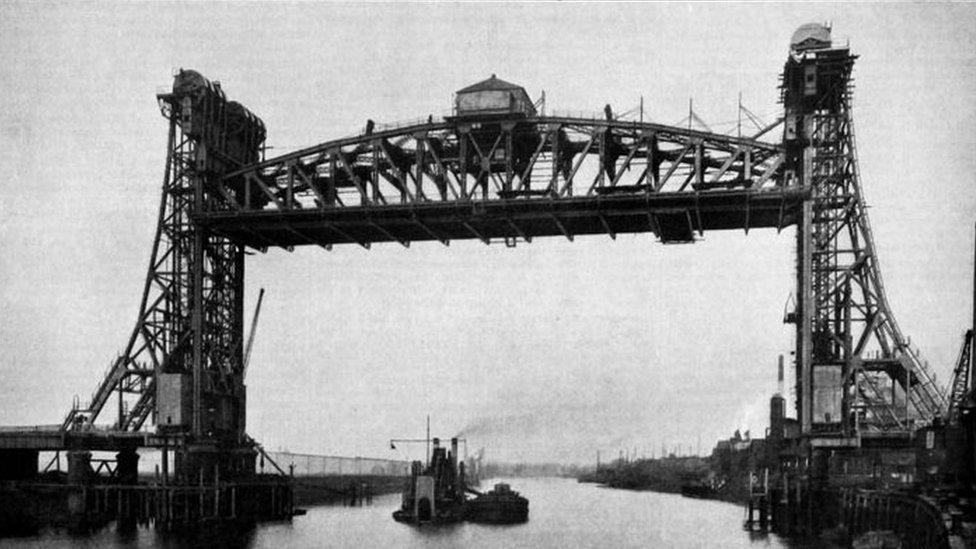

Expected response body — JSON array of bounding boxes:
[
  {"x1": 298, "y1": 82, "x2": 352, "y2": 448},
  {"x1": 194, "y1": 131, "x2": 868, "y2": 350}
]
[
  {"x1": 60, "y1": 32, "x2": 949, "y2": 462},
  {"x1": 63, "y1": 72, "x2": 264, "y2": 456},
  {"x1": 948, "y1": 330, "x2": 974, "y2": 423},
  {"x1": 195, "y1": 117, "x2": 796, "y2": 248},
  {"x1": 784, "y1": 46, "x2": 945, "y2": 437}
]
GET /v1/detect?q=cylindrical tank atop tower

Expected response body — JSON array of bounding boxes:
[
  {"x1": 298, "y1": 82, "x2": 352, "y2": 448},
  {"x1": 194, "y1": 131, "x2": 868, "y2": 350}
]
[{"x1": 790, "y1": 22, "x2": 832, "y2": 53}]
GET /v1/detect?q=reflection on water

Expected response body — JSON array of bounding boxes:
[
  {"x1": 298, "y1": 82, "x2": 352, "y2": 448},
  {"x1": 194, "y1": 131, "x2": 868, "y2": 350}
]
[{"x1": 4, "y1": 478, "x2": 836, "y2": 548}]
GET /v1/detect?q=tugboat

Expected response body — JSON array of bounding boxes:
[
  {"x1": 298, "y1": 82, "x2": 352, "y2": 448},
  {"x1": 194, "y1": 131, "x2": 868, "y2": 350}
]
[
  {"x1": 466, "y1": 483, "x2": 529, "y2": 524},
  {"x1": 391, "y1": 436, "x2": 530, "y2": 525},
  {"x1": 393, "y1": 437, "x2": 467, "y2": 525}
]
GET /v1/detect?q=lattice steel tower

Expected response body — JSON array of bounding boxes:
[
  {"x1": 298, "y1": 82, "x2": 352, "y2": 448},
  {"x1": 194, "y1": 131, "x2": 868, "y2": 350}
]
[
  {"x1": 62, "y1": 71, "x2": 266, "y2": 478},
  {"x1": 783, "y1": 24, "x2": 945, "y2": 438}
]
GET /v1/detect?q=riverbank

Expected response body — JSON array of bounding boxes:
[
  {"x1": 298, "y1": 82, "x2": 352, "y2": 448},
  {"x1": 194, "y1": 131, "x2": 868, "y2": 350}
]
[
  {"x1": 579, "y1": 463, "x2": 958, "y2": 548},
  {"x1": 577, "y1": 455, "x2": 749, "y2": 504}
]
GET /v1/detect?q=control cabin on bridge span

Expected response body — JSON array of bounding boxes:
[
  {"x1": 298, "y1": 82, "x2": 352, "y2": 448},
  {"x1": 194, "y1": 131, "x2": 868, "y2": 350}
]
[
  {"x1": 450, "y1": 74, "x2": 538, "y2": 120},
  {"x1": 448, "y1": 74, "x2": 546, "y2": 199}
]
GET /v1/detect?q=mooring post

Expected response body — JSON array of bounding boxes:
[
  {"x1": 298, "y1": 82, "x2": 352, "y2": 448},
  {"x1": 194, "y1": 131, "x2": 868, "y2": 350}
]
[
  {"x1": 199, "y1": 468, "x2": 204, "y2": 521},
  {"x1": 161, "y1": 438, "x2": 169, "y2": 488},
  {"x1": 806, "y1": 483, "x2": 814, "y2": 536},
  {"x1": 794, "y1": 476, "x2": 802, "y2": 535},
  {"x1": 66, "y1": 450, "x2": 92, "y2": 529},
  {"x1": 759, "y1": 495, "x2": 768, "y2": 530},
  {"x1": 214, "y1": 465, "x2": 220, "y2": 518}
]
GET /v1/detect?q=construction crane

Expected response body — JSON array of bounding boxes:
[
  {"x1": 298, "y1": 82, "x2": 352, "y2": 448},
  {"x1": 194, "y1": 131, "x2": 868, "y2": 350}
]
[
  {"x1": 950, "y1": 223, "x2": 976, "y2": 423},
  {"x1": 243, "y1": 287, "x2": 266, "y2": 377},
  {"x1": 948, "y1": 332, "x2": 974, "y2": 423}
]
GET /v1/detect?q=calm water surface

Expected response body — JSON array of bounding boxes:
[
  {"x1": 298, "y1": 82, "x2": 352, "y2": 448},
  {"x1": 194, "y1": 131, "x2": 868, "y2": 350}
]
[{"x1": 7, "y1": 478, "x2": 836, "y2": 548}]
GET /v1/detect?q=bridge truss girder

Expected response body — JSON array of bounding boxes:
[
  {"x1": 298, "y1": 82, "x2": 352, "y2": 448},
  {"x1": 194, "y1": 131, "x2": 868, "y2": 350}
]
[{"x1": 195, "y1": 116, "x2": 791, "y2": 247}]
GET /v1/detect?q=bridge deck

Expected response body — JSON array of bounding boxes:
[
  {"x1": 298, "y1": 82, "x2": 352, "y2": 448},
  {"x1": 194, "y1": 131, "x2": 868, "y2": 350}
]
[
  {"x1": 196, "y1": 188, "x2": 808, "y2": 249},
  {"x1": 0, "y1": 426, "x2": 172, "y2": 451}
]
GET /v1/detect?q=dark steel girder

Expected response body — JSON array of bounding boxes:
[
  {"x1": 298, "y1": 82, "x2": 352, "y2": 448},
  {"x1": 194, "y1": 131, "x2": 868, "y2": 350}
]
[
  {"x1": 193, "y1": 188, "x2": 808, "y2": 248},
  {"x1": 221, "y1": 116, "x2": 777, "y2": 182},
  {"x1": 214, "y1": 116, "x2": 785, "y2": 218}
]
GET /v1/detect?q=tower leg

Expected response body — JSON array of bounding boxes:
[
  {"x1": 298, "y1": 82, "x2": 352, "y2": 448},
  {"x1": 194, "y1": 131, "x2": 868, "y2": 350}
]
[
  {"x1": 116, "y1": 449, "x2": 139, "y2": 485},
  {"x1": 796, "y1": 201, "x2": 813, "y2": 434},
  {"x1": 66, "y1": 451, "x2": 92, "y2": 529}
]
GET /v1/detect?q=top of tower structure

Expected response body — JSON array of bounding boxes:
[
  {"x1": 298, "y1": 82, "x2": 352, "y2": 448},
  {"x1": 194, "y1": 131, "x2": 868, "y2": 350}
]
[{"x1": 790, "y1": 23, "x2": 832, "y2": 53}]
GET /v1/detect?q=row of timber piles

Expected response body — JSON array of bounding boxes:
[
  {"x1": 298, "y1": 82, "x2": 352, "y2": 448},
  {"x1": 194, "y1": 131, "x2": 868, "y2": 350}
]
[
  {"x1": 748, "y1": 479, "x2": 949, "y2": 547},
  {"x1": 841, "y1": 490, "x2": 948, "y2": 548},
  {"x1": 741, "y1": 395, "x2": 958, "y2": 547},
  {"x1": 64, "y1": 476, "x2": 293, "y2": 532},
  {"x1": 739, "y1": 346, "x2": 974, "y2": 544},
  {"x1": 0, "y1": 448, "x2": 293, "y2": 535},
  {"x1": 739, "y1": 424, "x2": 972, "y2": 547},
  {"x1": 581, "y1": 388, "x2": 965, "y2": 545}
]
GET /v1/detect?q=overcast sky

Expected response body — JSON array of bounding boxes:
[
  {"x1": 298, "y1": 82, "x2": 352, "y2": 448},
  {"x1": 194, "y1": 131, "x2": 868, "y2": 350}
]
[{"x1": 1, "y1": 2, "x2": 974, "y2": 464}]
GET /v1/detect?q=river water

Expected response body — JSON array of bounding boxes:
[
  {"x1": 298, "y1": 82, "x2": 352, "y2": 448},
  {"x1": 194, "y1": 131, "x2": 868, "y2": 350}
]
[{"x1": 6, "y1": 478, "x2": 835, "y2": 548}]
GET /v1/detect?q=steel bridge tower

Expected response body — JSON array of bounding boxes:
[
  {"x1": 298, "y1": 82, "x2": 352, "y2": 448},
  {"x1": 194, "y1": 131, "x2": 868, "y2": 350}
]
[
  {"x1": 62, "y1": 71, "x2": 266, "y2": 479},
  {"x1": 783, "y1": 24, "x2": 945, "y2": 440}
]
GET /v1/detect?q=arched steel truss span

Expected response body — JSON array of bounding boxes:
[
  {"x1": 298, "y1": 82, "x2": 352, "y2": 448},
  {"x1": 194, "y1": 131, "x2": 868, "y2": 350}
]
[{"x1": 196, "y1": 116, "x2": 800, "y2": 248}]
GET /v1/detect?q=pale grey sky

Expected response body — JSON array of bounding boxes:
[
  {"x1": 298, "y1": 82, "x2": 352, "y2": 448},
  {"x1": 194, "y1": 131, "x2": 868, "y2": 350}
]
[{"x1": 0, "y1": 2, "x2": 973, "y2": 463}]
